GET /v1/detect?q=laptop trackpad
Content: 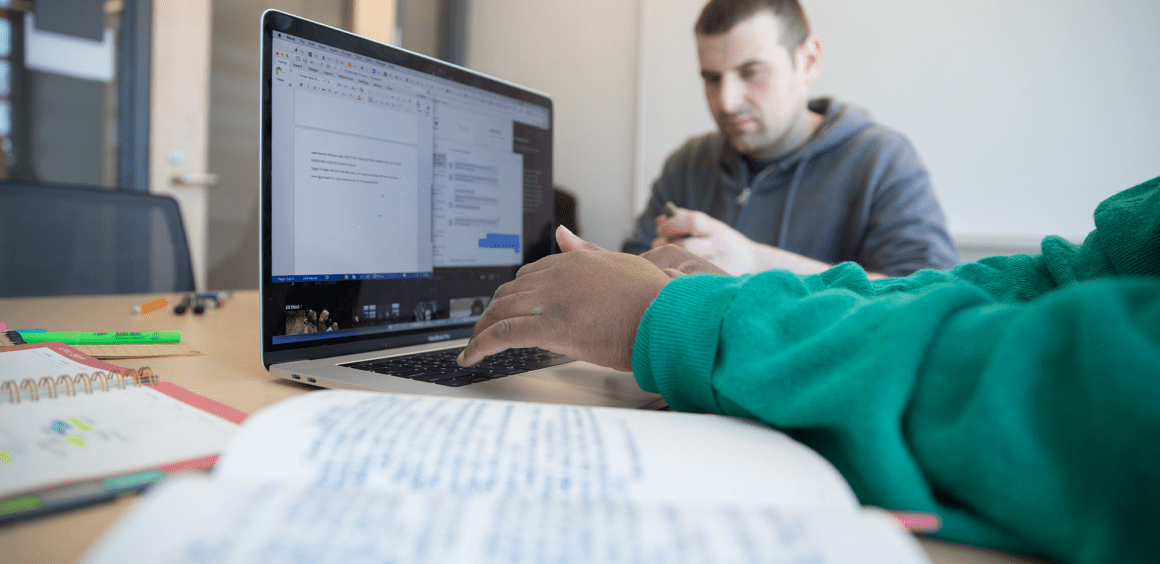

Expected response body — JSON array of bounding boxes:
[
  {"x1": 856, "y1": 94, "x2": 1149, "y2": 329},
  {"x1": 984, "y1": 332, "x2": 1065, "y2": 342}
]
[{"x1": 524, "y1": 361, "x2": 650, "y2": 394}]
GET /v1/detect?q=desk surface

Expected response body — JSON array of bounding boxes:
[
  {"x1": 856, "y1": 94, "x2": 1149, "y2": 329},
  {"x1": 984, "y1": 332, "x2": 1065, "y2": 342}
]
[{"x1": 0, "y1": 291, "x2": 1050, "y2": 564}]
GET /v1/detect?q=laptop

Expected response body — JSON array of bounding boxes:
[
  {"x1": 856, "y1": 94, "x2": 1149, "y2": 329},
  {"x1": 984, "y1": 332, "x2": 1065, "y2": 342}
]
[{"x1": 259, "y1": 11, "x2": 662, "y2": 409}]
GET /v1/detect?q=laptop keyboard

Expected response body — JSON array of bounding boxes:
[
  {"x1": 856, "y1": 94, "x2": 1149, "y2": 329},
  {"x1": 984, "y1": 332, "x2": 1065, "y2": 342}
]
[{"x1": 341, "y1": 347, "x2": 574, "y2": 387}]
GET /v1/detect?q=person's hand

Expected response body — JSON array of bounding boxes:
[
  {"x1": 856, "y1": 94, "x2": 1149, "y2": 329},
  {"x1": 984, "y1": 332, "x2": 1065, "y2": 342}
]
[
  {"x1": 458, "y1": 226, "x2": 672, "y2": 371},
  {"x1": 651, "y1": 205, "x2": 849, "y2": 277},
  {"x1": 652, "y1": 205, "x2": 757, "y2": 275},
  {"x1": 639, "y1": 244, "x2": 729, "y2": 278}
]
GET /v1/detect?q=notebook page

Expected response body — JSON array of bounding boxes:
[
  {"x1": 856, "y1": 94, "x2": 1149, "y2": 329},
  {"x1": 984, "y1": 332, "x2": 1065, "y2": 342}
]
[
  {"x1": 0, "y1": 342, "x2": 129, "y2": 378},
  {"x1": 214, "y1": 390, "x2": 858, "y2": 511},
  {"x1": 82, "y1": 475, "x2": 929, "y2": 564},
  {"x1": 0, "y1": 386, "x2": 239, "y2": 497}
]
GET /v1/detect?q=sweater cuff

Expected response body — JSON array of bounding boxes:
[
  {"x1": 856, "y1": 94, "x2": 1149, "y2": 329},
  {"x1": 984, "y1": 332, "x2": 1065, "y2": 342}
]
[{"x1": 633, "y1": 273, "x2": 745, "y2": 413}]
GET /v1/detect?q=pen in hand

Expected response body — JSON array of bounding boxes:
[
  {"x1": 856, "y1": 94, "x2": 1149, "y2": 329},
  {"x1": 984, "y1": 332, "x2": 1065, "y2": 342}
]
[{"x1": 661, "y1": 202, "x2": 694, "y2": 241}]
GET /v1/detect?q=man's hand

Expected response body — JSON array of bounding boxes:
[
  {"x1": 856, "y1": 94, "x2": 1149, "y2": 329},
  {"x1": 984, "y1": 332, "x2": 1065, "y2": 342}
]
[
  {"x1": 653, "y1": 206, "x2": 758, "y2": 275},
  {"x1": 652, "y1": 204, "x2": 867, "y2": 277},
  {"x1": 458, "y1": 226, "x2": 672, "y2": 372}
]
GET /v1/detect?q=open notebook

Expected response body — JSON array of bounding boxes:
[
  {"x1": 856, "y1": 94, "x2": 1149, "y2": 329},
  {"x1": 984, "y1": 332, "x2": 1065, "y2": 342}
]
[
  {"x1": 0, "y1": 342, "x2": 243, "y2": 523},
  {"x1": 81, "y1": 391, "x2": 932, "y2": 563}
]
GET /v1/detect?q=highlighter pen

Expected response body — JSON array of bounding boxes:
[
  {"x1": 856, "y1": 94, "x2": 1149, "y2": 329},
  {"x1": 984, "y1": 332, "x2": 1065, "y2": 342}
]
[
  {"x1": 132, "y1": 297, "x2": 168, "y2": 315},
  {"x1": 0, "y1": 470, "x2": 166, "y2": 526},
  {"x1": 16, "y1": 331, "x2": 182, "y2": 345}
]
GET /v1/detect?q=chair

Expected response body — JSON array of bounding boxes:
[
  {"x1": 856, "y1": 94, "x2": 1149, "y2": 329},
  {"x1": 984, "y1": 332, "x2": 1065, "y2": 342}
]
[{"x1": 0, "y1": 181, "x2": 195, "y2": 297}]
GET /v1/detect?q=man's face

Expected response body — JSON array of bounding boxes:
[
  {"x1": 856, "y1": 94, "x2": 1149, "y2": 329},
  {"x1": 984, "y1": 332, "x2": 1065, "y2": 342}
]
[{"x1": 697, "y1": 11, "x2": 816, "y2": 159}]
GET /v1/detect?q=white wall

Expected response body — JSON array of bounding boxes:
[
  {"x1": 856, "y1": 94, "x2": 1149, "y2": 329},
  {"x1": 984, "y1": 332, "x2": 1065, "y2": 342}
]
[
  {"x1": 470, "y1": 0, "x2": 1160, "y2": 251},
  {"x1": 635, "y1": 0, "x2": 715, "y2": 219},
  {"x1": 466, "y1": 0, "x2": 641, "y2": 251}
]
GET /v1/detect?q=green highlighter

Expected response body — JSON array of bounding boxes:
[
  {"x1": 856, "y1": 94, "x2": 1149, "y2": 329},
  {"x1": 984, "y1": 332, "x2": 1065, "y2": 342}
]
[{"x1": 18, "y1": 331, "x2": 182, "y2": 344}]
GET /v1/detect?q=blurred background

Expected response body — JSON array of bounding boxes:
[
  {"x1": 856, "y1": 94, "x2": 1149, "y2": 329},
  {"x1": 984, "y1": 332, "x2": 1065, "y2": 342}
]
[{"x1": 3, "y1": 0, "x2": 1157, "y2": 290}]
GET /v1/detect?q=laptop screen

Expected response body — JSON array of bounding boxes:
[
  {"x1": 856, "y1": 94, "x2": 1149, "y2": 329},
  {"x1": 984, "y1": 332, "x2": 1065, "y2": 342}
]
[{"x1": 260, "y1": 12, "x2": 555, "y2": 367}]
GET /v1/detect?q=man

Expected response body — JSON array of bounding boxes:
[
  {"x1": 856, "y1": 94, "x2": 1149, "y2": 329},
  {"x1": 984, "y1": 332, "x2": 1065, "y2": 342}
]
[
  {"x1": 461, "y1": 175, "x2": 1160, "y2": 563},
  {"x1": 624, "y1": 0, "x2": 958, "y2": 277}
]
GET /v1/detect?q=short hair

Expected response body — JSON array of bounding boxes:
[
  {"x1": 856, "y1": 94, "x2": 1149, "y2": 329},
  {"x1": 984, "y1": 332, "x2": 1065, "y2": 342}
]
[{"x1": 695, "y1": 0, "x2": 811, "y2": 52}]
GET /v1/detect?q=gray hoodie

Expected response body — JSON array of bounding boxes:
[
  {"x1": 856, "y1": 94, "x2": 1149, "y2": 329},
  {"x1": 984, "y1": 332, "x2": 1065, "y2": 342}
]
[{"x1": 623, "y1": 98, "x2": 959, "y2": 276}]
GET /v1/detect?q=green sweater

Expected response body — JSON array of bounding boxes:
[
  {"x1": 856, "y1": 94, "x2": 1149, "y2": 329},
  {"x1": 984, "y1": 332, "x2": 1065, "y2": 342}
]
[{"x1": 633, "y1": 176, "x2": 1160, "y2": 563}]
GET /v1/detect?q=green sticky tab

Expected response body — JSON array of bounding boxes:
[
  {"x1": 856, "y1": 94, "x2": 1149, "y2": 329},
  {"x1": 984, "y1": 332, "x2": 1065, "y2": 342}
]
[
  {"x1": 0, "y1": 495, "x2": 40, "y2": 516},
  {"x1": 66, "y1": 437, "x2": 87, "y2": 448},
  {"x1": 0, "y1": 449, "x2": 12, "y2": 463},
  {"x1": 103, "y1": 470, "x2": 166, "y2": 491},
  {"x1": 66, "y1": 418, "x2": 94, "y2": 432}
]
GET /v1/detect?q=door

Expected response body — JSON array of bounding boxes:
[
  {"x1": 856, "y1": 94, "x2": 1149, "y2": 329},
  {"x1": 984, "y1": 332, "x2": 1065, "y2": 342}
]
[{"x1": 149, "y1": 0, "x2": 214, "y2": 291}]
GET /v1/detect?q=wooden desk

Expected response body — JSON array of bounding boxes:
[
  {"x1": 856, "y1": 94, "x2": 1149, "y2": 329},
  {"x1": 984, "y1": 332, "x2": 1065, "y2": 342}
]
[{"x1": 0, "y1": 291, "x2": 1050, "y2": 564}]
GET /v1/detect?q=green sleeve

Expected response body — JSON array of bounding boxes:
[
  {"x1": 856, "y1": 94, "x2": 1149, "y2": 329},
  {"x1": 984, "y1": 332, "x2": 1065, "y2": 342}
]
[{"x1": 633, "y1": 178, "x2": 1160, "y2": 563}]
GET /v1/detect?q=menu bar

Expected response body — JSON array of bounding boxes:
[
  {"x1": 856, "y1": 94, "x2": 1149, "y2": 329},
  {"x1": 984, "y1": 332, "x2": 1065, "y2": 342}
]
[{"x1": 274, "y1": 31, "x2": 549, "y2": 129}]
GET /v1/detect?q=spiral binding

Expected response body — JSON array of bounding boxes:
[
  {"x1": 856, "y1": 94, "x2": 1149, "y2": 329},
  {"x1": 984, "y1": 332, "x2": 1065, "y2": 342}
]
[{"x1": 0, "y1": 367, "x2": 155, "y2": 404}]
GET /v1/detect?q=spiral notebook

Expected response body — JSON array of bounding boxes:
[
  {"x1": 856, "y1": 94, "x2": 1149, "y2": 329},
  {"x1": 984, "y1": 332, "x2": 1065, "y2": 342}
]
[{"x1": 0, "y1": 342, "x2": 245, "y2": 522}]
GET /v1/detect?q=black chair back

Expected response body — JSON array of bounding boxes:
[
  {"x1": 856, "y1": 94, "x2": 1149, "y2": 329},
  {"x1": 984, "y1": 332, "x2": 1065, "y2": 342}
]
[{"x1": 0, "y1": 181, "x2": 195, "y2": 297}]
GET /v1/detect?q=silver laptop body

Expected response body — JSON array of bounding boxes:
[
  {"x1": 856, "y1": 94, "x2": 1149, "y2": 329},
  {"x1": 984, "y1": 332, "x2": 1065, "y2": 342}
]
[{"x1": 259, "y1": 10, "x2": 661, "y2": 409}]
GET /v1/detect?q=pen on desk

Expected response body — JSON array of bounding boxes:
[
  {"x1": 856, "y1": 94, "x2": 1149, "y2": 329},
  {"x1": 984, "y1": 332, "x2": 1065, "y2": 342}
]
[
  {"x1": 0, "y1": 469, "x2": 167, "y2": 525},
  {"x1": 4, "y1": 329, "x2": 44, "y2": 345},
  {"x1": 16, "y1": 331, "x2": 182, "y2": 345},
  {"x1": 173, "y1": 294, "x2": 193, "y2": 314},
  {"x1": 176, "y1": 292, "x2": 228, "y2": 315},
  {"x1": 132, "y1": 297, "x2": 168, "y2": 315},
  {"x1": 201, "y1": 292, "x2": 233, "y2": 313},
  {"x1": 197, "y1": 291, "x2": 230, "y2": 310}
]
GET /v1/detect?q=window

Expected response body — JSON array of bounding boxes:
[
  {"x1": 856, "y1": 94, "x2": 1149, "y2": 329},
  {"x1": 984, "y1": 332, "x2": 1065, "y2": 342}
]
[{"x1": 0, "y1": 0, "x2": 149, "y2": 189}]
